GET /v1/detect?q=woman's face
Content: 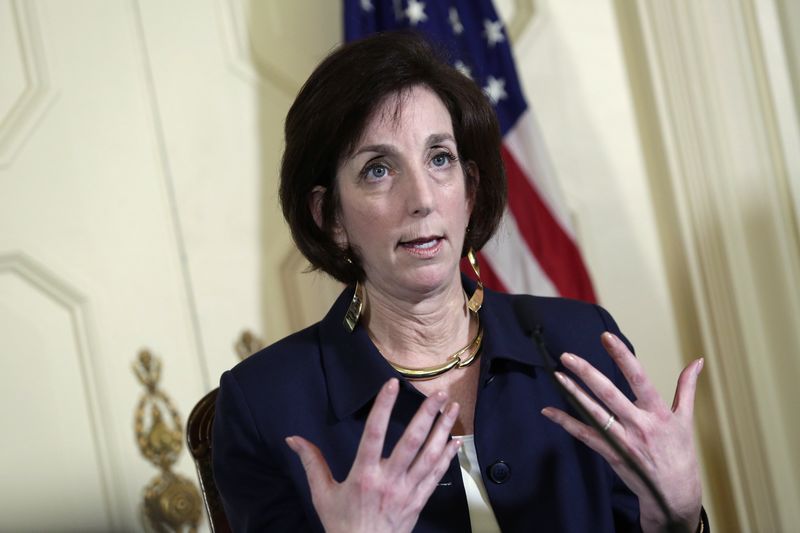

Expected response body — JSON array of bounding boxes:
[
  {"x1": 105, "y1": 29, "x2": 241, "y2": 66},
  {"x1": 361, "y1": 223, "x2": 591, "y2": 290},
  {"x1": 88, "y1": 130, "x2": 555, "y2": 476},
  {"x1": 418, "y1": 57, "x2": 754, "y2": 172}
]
[{"x1": 333, "y1": 85, "x2": 474, "y2": 299}]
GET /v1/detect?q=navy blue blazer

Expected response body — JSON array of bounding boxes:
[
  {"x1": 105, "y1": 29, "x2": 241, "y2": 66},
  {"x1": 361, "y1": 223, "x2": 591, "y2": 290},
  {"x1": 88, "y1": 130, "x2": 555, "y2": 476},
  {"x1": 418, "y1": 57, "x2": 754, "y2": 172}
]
[{"x1": 213, "y1": 281, "x2": 643, "y2": 532}]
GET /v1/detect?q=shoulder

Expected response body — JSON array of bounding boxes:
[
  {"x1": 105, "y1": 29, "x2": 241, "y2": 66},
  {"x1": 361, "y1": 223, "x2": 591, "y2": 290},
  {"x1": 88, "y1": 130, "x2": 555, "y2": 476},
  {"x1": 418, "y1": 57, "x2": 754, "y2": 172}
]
[
  {"x1": 486, "y1": 287, "x2": 622, "y2": 337},
  {"x1": 222, "y1": 318, "x2": 325, "y2": 402},
  {"x1": 483, "y1": 288, "x2": 634, "y2": 373},
  {"x1": 221, "y1": 285, "x2": 358, "y2": 401},
  {"x1": 214, "y1": 319, "x2": 334, "y2": 453},
  {"x1": 229, "y1": 322, "x2": 322, "y2": 387}
]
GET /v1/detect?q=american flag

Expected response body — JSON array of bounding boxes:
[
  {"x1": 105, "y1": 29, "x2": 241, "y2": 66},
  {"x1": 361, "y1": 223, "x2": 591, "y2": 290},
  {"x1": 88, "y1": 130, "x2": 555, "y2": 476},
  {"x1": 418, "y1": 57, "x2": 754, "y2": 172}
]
[{"x1": 345, "y1": 0, "x2": 596, "y2": 301}]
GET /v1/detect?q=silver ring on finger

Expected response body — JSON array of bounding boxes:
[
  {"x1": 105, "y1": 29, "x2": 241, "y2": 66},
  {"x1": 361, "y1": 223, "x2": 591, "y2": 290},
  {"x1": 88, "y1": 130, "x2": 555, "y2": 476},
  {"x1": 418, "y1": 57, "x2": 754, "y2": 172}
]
[{"x1": 602, "y1": 414, "x2": 616, "y2": 432}]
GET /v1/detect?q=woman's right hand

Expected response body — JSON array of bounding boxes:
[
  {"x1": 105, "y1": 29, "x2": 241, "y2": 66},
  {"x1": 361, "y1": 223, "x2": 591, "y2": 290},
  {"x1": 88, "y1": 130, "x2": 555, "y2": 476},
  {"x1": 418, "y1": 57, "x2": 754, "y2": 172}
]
[{"x1": 286, "y1": 378, "x2": 461, "y2": 533}]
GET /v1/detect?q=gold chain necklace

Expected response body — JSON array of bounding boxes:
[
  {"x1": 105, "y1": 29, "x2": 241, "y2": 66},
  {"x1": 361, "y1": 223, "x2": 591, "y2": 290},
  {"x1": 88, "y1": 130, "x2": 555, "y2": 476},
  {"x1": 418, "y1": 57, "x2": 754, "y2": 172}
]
[{"x1": 382, "y1": 309, "x2": 483, "y2": 380}]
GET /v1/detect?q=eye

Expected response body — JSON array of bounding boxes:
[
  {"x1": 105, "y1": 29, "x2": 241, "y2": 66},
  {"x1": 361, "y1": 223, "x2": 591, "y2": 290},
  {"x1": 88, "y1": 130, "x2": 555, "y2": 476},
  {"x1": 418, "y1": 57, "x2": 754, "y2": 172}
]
[
  {"x1": 362, "y1": 163, "x2": 389, "y2": 181},
  {"x1": 431, "y1": 151, "x2": 456, "y2": 168}
]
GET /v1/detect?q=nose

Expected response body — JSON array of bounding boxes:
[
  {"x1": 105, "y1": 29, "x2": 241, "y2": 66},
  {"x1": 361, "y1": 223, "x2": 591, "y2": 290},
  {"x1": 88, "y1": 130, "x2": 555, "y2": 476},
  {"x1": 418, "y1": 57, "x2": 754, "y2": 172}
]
[{"x1": 405, "y1": 166, "x2": 434, "y2": 217}]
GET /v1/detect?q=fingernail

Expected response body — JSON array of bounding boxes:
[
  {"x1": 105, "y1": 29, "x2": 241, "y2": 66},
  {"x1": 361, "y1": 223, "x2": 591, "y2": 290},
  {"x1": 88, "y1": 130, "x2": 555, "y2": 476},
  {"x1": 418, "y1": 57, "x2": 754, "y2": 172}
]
[
  {"x1": 541, "y1": 407, "x2": 553, "y2": 417},
  {"x1": 696, "y1": 357, "x2": 705, "y2": 376},
  {"x1": 555, "y1": 371, "x2": 568, "y2": 384},
  {"x1": 385, "y1": 378, "x2": 398, "y2": 392},
  {"x1": 560, "y1": 353, "x2": 576, "y2": 364},
  {"x1": 435, "y1": 390, "x2": 447, "y2": 402},
  {"x1": 603, "y1": 332, "x2": 617, "y2": 342},
  {"x1": 285, "y1": 436, "x2": 298, "y2": 451}
]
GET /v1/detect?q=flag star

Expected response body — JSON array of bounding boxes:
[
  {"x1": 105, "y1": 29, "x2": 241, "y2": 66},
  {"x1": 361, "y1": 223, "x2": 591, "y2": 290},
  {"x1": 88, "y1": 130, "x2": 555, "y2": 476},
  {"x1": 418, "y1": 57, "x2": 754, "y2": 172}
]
[
  {"x1": 360, "y1": 0, "x2": 373, "y2": 11},
  {"x1": 483, "y1": 19, "x2": 506, "y2": 47},
  {"x1": 454, "y1": 60, "x2": 472, "y2": 79},
  {"x1": 483, "y1": 76, "x2": 507, "y2": 104},
  {"x1": 405, "y1": 0, "x2": 428, "y2": 26},
  {"x1": 449, "y1": 7, "x2": 464, "y2": 35}
]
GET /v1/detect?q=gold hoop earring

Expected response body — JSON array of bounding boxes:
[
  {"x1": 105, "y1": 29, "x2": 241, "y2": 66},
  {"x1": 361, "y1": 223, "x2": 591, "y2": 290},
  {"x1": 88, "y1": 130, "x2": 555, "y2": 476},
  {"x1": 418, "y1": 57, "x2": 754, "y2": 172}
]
[
  {"x1": 466, "y1": 248, "x2": 483, "y2": 313},
  {"x1": 343, "y1": 281, "x2": 365, "y2": 332}
]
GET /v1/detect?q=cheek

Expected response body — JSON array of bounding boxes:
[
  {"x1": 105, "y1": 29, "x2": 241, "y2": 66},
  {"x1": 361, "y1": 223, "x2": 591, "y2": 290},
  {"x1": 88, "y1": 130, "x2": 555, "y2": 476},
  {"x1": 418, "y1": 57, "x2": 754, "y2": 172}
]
[
  {"x1": 448, "y1": 185, "x2": 473, "y2": 223},
  {"x1": 338, "y1": 202, "x2": 390, "y2": 247}
]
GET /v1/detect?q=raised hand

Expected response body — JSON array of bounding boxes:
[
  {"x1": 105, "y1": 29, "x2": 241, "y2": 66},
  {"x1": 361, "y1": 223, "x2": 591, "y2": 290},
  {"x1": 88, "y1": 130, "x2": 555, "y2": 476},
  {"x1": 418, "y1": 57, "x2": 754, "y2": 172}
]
[
  {"x1": 286, "y1": 378, "x2": 461, "y2": 533},
  {"x1": 541, "y1": 332, "x2": 703, "y2": 533}
]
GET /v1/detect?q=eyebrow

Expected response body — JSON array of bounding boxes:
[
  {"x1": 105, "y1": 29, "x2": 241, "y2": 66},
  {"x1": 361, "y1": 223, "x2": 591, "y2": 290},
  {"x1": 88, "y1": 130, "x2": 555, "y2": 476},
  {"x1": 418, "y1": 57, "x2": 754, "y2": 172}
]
[
  {"x1": 427, "y1": 133, "x2": 455, "y2": 145},
  {"x1": 351, "y1": 133, "x2": 456, "y2": 159}
]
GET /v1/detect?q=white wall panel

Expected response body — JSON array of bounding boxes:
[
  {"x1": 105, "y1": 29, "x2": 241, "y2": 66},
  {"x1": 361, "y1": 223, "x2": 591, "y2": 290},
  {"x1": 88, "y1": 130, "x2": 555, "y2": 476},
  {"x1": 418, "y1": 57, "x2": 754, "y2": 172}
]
[
  {"x1": 1, "y1": 0, "x2": 211, "y2": 528},
  {"x1": 136, "y1": 0, "x2": 342, "y2": 387},
  {"x1": 0, "y1": 254, "x2": 113, "y2": 530}
]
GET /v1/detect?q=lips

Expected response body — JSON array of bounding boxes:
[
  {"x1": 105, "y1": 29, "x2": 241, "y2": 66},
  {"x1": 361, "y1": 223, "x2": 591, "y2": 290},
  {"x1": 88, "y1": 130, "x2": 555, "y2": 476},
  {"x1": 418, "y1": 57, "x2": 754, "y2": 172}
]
[
  {"x1": 399, "y1": 236, "x2": 442, "y2": 248},
  {"x1": 398, "y1": 235, "x2": 444, "y2": 257}
]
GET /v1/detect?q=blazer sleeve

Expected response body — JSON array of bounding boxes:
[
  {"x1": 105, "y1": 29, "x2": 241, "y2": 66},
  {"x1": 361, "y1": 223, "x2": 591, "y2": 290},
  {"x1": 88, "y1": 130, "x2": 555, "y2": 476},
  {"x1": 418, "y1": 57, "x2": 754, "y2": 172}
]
[{"x1": 212, "y1": 370, "x2": 314, "y2": 532}]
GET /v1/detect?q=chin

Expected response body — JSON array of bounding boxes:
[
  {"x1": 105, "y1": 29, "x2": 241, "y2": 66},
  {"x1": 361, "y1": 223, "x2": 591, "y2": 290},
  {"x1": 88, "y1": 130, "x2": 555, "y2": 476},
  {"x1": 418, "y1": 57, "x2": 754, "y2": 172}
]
[{"x1": 402, "y1": 264, "x2": 460, "y2": 294}]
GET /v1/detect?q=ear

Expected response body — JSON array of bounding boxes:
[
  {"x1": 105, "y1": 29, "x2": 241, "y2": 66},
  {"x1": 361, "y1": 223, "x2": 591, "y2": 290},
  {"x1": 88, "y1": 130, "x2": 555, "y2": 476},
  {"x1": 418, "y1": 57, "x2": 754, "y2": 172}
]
[
  {"x1": 309, "y1": 185, "x2": 348, "y2": 246},
  {"x1": 309, "y1": 186, "x2": 327, "y2": 229}
]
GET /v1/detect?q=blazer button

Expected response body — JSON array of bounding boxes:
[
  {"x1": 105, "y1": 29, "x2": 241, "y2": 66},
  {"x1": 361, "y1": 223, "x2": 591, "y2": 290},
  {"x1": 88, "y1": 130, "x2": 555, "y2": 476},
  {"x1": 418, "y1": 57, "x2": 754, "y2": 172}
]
[{"x1": 487, "y1": 461, "x2": 511, "y2": 484}]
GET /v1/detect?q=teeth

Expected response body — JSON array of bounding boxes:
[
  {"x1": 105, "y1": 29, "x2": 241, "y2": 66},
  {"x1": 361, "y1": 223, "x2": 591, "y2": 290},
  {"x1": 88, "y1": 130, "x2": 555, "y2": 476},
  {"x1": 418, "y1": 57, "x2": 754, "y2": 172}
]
[{"x1": 410, "y1": 239, "x2": 437, "y2": 249}]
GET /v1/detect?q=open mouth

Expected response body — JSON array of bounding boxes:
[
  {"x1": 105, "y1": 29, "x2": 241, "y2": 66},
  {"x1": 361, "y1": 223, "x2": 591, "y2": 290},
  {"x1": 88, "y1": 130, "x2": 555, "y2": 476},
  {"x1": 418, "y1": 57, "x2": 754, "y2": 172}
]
[
  {"x1": 398, "y1": 236, "x2": 444, "y2": 256},
  {"x1": 402, "y1": 238, "x2": 440, "y2": 249},
  {"x1": 399, "y1": 236, "x2": 442, "y2": 249}
]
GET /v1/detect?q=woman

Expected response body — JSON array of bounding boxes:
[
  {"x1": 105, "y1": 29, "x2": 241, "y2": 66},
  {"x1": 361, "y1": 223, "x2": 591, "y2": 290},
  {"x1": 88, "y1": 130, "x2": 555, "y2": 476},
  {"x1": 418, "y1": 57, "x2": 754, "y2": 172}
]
[{"x1": 213, "y1": 31, "x2": 705, "y2": 533}]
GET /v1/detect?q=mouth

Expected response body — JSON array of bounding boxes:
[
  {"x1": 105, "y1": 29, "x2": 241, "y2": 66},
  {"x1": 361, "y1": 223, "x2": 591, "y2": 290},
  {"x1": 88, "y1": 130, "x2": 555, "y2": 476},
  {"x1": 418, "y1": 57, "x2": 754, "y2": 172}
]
[
  {"x1": 398, "y1": 236, "x2": 444, "y2": 257},
  {"x1": 399, "y1": 236, "x2": 443, "y2": 248}
]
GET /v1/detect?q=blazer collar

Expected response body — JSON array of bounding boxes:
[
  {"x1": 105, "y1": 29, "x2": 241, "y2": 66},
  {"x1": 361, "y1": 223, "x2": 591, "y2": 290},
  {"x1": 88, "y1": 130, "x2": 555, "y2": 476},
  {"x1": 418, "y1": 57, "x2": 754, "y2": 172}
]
[
  {"x1": 319, "y1": 276, "x2": 546, "y2": 421},
  {"x1": 319, "y1": 287, "x2": 398, "y2": 421},
  {"x1": 480, "y1": 286, "x2": 546, "y2": 370}
]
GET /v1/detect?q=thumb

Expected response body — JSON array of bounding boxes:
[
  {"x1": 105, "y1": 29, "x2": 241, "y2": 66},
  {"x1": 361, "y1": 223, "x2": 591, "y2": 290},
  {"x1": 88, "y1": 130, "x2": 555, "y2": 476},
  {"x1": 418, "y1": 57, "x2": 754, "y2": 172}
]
[
  {"x1": 286, "y1": 436, "x2": 334, "y2": 495},
  {"x1": 671, "y1": 358, "x2": 704, "y2": 417}
]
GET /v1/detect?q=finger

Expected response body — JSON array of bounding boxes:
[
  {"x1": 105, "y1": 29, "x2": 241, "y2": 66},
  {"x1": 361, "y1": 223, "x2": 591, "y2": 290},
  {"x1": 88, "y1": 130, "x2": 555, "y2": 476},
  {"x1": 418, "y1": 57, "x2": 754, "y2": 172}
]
[
  {"x1": 353, "y1": 378, "x2": 400, "y2": 468},
  {"x1": 559, "y1": 354, "x2": 639, "y2": 427},
  {"x1": 554, "y1": 370, "x2": 624, "y2": 435},
  {"x1": 671, "y1": 358, "x2": 704, "y2": 417},
  {"x1": 407, "y1": 401, "x2": 460, "y2": 482},
  {"x1": 286, "y1": 436, "x2": 335, "y2": 497},
  {"x1": 410, "y1": 437, "x2": 462, "y2": 511},
  {"x1": 601, "y1": 332, "x2": 662, "y2": 410},
  {"x1": 385, "y1": 390, "x2": 449, "y2": 477},
  {"x1": 541, "y1": 407, "x2": 626, "y2": 471}
]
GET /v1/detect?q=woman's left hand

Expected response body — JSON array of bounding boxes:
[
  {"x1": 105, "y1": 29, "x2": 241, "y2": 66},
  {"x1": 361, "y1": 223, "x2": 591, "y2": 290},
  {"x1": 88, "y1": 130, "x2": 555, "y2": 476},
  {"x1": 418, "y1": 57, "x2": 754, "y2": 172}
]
[{"x1": 541, "y1": 332, "x2": 703, "y2": 533}]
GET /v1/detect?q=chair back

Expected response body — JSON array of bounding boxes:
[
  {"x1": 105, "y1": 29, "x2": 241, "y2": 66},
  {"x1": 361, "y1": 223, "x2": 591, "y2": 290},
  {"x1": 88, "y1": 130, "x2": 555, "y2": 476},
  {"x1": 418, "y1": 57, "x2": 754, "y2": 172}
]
[{"x1": 186, "y1": 388, "x2": 232, "y2": 533}]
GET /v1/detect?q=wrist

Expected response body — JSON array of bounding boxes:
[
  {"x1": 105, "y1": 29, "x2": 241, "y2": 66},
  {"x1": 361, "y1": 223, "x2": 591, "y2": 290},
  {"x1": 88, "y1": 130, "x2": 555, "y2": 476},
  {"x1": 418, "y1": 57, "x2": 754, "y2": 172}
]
[{"x1": 640, "y1": 506, "x2": 703, "y2": 533}]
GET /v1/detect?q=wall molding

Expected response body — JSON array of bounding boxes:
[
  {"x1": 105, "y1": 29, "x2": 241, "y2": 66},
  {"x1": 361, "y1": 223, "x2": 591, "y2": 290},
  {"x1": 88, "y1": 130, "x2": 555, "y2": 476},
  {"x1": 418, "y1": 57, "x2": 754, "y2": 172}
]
[
  {"x1": 129, "y1": 0, "x2": 211, "y2": 390},
  {"x1": 757, "y1": 0, "x2": 800, "y2": 242},
  {"x1": 627, "y1": 0, "x2": 800, "y2": 530},
  {"x1": 0, "y1": 0, "x2": 56, "y2": 167},
  {"x1": 0, "y1": 251, "x2": 123, "y2": 530},
  {"x1": 216, "y1": 0, "x2": 298, "y2": 96}
]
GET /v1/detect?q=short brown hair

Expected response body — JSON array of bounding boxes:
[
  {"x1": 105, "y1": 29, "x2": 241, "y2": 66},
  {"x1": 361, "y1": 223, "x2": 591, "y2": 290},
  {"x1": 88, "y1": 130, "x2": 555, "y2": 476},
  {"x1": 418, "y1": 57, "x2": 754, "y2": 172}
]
[{"x1": 280, "y1": 31, "x2": 506, "y2": 284}]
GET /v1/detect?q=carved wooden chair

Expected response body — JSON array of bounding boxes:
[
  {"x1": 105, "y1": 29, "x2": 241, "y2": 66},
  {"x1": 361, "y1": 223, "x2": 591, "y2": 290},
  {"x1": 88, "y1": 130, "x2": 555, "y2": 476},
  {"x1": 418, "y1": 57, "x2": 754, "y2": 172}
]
[{"x1": 186, "y1": 388, "x2": 232, "y2": 533}]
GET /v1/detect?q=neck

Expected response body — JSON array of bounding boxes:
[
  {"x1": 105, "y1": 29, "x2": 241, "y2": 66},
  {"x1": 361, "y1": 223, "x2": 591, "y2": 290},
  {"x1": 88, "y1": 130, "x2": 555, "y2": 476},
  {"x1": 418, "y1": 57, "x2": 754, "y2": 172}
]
[{"x1": 362, "y1": 275, "x2": 473, "y2": 367}]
